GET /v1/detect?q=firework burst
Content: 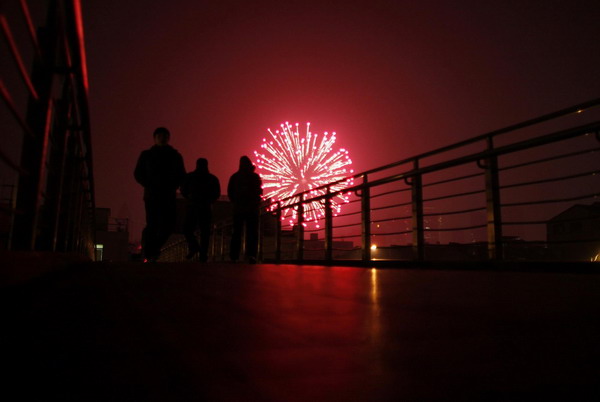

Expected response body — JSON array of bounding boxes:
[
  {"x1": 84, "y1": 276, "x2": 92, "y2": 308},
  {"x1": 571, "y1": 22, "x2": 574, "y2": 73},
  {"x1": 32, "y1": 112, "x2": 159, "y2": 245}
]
[{"x1": 254, "y1": 122, "x2": 354, "y2": 227}]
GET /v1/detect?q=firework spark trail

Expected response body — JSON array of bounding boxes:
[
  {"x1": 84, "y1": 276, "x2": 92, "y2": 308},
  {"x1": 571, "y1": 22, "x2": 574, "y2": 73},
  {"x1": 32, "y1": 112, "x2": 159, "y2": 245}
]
[{"x1": 254, "y1": 122, "x2": 354, "y2": 227}]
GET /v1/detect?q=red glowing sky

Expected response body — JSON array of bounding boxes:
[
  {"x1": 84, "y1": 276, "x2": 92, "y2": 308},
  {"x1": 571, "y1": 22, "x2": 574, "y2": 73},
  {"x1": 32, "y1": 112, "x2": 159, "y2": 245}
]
[{"x1": 82, "y1": 0, "x2": 600, "y2": 240}]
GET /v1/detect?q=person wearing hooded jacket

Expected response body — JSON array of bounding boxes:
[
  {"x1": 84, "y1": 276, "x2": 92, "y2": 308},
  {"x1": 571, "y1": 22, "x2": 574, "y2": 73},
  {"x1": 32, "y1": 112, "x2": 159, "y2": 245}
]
[
  {"x1": 227, "y1": 155, "x2": 263, "y2": 263},
  {"x1": 134, "y1": 127, "x2": 186, "y2": 262},
  {"x1": 181, "y1": 157, "x2": 221, "y2": 261}
]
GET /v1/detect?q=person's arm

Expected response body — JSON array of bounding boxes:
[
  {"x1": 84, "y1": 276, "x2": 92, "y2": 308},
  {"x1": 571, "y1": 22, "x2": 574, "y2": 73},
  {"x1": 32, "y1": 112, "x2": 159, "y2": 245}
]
[
  {"x1": 256, "y1": 174, "x2": 263, "y2": 197},
  {"x1": 134, "y1": 152, "x2": 147, "y2": 187}
]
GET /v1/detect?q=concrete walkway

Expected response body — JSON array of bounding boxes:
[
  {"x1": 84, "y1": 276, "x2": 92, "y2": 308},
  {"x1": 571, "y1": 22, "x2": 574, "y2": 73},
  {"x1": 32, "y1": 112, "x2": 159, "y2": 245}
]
[{"x1": 2, "y1": 262, "x2": 599, "y2": 401}]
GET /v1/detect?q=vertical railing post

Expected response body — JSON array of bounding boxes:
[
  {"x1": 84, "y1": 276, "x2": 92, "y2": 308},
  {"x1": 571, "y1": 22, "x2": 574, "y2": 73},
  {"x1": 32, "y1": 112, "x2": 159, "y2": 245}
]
[
  {"x1": 275, "y1": 201, "x2": 282, "y2": 262},
  {"x1": 296, "y1": 197, "x2": 304, "y2": 261},
  {"x1": 57, "y1": 132, "x2": 79, "y2": 251},
  {"x1": 209, "y1": 223, "x2": 216, "y2": 261},
  {"x1": 324, "y1": 186, "x2": 333, "y2": 262},
  {"x1": 219, "y1": 224, "x2": 226, "y2": 261},
  {"x1": 257, "y1": 206, "x2": 263, "y2": 262},
  {"x1": 410, "y1": 160, "x2": 425, "y2": 261},
  {"x1": 361, "y1": 174, "x2": 371, "y2": 262},
  {"x1": 12, "y1": 5, "x2": 58, "y2": 250},
  {"x1": 482, "y1": 136, "x2": 503, "y2": 260},
  {"x1": 43, "y1": 97, "x2": 70, "y2": 251}
]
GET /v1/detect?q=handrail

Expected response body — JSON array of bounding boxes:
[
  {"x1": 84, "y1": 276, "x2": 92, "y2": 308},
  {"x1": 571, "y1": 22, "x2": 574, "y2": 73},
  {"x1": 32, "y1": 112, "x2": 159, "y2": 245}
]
[
  {"x1": 272, "y1": 120, "x2": 600, "y2": 208},
  {"x1": 267, "y1": 99, "x2": 600, "y2": 203},
  {"x1": 200, "y1": 99, "x2": 600, "y2": 264}
]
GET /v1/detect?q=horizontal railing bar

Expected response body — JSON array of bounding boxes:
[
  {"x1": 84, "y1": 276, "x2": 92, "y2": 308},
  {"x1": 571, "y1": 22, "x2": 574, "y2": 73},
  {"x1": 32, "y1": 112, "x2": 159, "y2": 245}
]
[
  {"x1": 371, "y1": 202, "x2": 411, "y2": 212},
  {"x1": 332, "y1": 234, "x2": 361, "y2": 239},
  {"x1": 502, "y1": 192, "x2": 600, "y2": 208},
  {"x1": 425, "y1": 224, "x2": 487, "y2": 232},
  {"x1": 424, "y1": 206, "x2": 486, "y2": 216},
  {"x1": 371, "y1": 229, "x2": 412, "y2": 236},
  {"x1": 0, "y1": 15, "x2": 39, "y2": 100},
  {"x1": 423, "y1": 172, "x2": 484, "y2": 188},
  {"x1": 543, "y1": 216, "x2": 599, "y2": 224},
  {"x1": 500, "y1": 146, "x2": 600, "y2": 172},
  {"x1": 503, "y1": 221, "x2": 551, "y2": 225},
  {"x1": 423, "y1": 189, "x2": 484, "y2": 202},
  {"x1": 370, "y1": 187, "x2": 410, "y2": 199},
  {"x1": 333, "y1": 210, "x2": 362, "y2": 218},
  {"x1": 502, "y1": 238, "x2": 600, "y2": 245},
  {"x1": 501, "y1": 169, "x2": 600, "y2": 190},
  {"x1": 332, "y1": 222, "x2": 361, "y2": 229},
  {"x1": 504, "y1": 212, "x2": 600, "y2": 225},
  {"x1": 372, "y1": 215, "x2": 411, "y2": 223}
]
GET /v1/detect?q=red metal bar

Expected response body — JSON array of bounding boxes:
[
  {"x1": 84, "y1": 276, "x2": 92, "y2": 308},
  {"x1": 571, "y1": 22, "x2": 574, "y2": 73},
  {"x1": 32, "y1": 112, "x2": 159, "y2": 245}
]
[
  {"x1": 71, "y1": 0, "x2": 89, "y2": 94},
  {"x1": 18, "y1": 0, "x2": 42, "y2": 59},
  {"x1": 28, "y1": 98, "x2": 53, "y2": 249},
  {"x1": 0, "y1": 15, "x2": 39, "y2": 100}
]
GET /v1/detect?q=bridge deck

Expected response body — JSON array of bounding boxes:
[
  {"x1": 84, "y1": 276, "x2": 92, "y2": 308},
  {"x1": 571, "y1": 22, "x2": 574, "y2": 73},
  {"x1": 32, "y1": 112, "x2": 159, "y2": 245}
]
[{"x1": 2, "y1": 261, "x2": 599, "y2": 401}]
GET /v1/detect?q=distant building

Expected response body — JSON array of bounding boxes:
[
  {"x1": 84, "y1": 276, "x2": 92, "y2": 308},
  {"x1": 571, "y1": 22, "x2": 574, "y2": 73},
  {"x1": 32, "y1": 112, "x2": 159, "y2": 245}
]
[
  {"x1": 303, "y1": 232, "x2": 354, "y2": 260},
  {"x1": 546, "y1": 202, "x2": 600, "y2": 261},
  {"x1": 95, "y1": 208, "x2": 129, "y2": 261}
]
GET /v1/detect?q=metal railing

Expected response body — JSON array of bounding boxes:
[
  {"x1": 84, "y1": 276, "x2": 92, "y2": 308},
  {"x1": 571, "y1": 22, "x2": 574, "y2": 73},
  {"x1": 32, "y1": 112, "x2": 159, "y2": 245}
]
[
  {"x1": 198, "y1": 99, "x2": 599, "y2": 264},
  {"x1": 0, "y1": 0, "x2": 95, "y2": 257}
]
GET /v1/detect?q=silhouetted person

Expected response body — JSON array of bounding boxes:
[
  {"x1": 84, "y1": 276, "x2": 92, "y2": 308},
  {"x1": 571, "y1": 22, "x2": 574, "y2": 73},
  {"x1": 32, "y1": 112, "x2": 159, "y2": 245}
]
[
  {"x1": 134, "y1": 127, "x2": 185, "y2": 262},
  {"x1": 227, "y1": 155, "x2": 263, "y2": 263},
  {"x1": 181, "y1": 158, "x2": 221, "y2": 261}
]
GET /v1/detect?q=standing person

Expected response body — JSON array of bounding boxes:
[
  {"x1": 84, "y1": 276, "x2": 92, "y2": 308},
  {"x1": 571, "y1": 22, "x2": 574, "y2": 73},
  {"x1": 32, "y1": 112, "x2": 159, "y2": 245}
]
[
  {"x1": 227, "y1": 155, "x2": 263, "y2": 263},
  {"x1": 181, "y1": 158, "x2": 221, "y2": 261},
  {"x1": 134, "y1": 127, "x2": 185, "y2": 262}
]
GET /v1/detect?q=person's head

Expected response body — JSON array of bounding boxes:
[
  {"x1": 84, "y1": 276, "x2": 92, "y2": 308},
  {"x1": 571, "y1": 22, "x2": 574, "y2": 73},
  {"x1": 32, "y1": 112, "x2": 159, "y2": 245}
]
[
  {"x1": 239, "y1": 155, "x2": 254, "y2": 171},
  {"x1": 153, "y1": 127, "x2": 170, "y2": 146},
  {"x1": 196, "y1": 157, "x2": 209, "y2": 173}
]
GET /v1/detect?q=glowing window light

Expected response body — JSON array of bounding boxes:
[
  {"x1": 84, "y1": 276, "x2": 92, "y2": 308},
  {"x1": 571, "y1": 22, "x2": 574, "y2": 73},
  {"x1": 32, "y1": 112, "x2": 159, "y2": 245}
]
[{"x1": 254, "y1": 122, "x2": 354, "y2": 226}]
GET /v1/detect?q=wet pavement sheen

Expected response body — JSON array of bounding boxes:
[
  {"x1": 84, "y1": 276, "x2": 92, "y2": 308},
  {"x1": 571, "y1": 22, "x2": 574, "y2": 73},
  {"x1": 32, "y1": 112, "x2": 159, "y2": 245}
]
[{"x1": 2, "y1": 262, "x2": 600, "y2": 401}]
